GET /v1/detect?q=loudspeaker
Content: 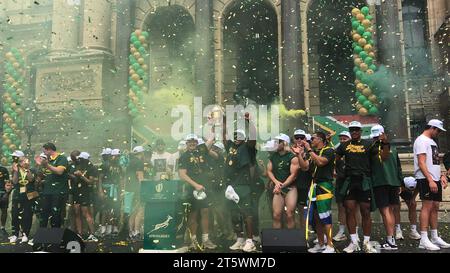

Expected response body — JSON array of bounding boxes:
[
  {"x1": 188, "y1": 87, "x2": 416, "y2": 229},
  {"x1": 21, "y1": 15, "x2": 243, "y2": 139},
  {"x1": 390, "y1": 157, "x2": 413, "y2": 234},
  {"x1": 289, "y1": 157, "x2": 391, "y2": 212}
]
[
  {"x1": 32, "y1": 228, "x2": 85, "y2": 253},
  {"x1": 261, "y1": 229, "x2": 307, "y2": 253}
]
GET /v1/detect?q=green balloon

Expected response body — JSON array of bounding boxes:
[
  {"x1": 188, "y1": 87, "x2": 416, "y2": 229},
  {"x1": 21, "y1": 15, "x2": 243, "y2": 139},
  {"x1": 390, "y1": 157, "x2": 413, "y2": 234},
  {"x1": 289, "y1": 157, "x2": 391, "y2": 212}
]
[
  {"x1": 128, "y1": 103, "x2": 135, "y2": 109},
  {"x1": 355, "y1": 91, "x2": 362, "y2": 97},
  {"x1": 357, "y1": 26, "x2": 365, "y2": 35},
  {"x1": 364, "y1": 57, "x2": 373, "y2": 65},
  {"x1": 366, "y1": 15, "x2": 373, "y2": 21},
  {"x1": 353, "y1": 67, "x2": 360, "y2": 73},
  {"x1": 361, "y1": 6, "x2": 370, "y2": 16},
  {"x1": 130, "y1": 108, "x2": 139, "y2": 116},
  {"x1": 358, "y1": 95, "x2": 367, "y2": 104},
  {"x1": 354, "y1": 46, "x2": 363, "y2": 54},
  {"x1": 363, "y1": 100, "x2": 373, "y2": 109},
  {"x1": 132, "y1": 63, "x2": 140, "y2": 70},
  {"x1": 133, "y1": 41, "x2": 141, "y2": 48},
  {"x1": 369, "y1": 106, "x2": 379, "y2": 115},
  {"x1": 356, "y1": 71, "x2": 364, "y2": 79},
  {"x1": 369, "y1": 64, "x2": 377, "y2": 71},
  {"x1": 352, "y1": 21, "x2": 360, "y2": 30},
  {"x1": 130, "y1": 36, "x2": 138, "y2": 43},
  {"x1": 368, "y1": 40, "x2": 374, "y2": 46},
  {"x1": 359, "y1": 51, "x2": 368, "y2": 60},
  {"x1": 138, "y1": 46, "x2": 146, "y2": 53},
  {"x1": 360, "y1": 75, "x2": 369, "y2": 84},
  {"x1": 131, "y1": 86, "x2": 140, "y2": 93},
  {"x1": 362, "y1": 32, "x2": 372, "y2": 40},
  {"x1": 137, "y1": 69, "x2": 145, "y2": 76},
  {"x1": 142, "y1": 31, "x2": 149, "y2": 38}
]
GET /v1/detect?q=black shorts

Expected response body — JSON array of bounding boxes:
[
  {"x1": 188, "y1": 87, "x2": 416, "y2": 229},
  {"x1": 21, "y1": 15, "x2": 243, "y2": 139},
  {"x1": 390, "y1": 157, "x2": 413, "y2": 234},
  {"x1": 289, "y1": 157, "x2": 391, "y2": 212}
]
[
  {"x1": 335, "y1": 177, "x2": 345, "y2": 204},
  {"x1": 417, "y1": 179, "x2": 442, "y2": 202},
  {"x1": 373, "y1": 185, "x2": 400, "y2": 209},
  {"x1": 73, "y1": 188, "x2": 92, "y2": 206},
  {"x1": 343, "y1": 176, "x2": 371, "y2": 203},
  {"x1": 297, "y1": 188, "x2": 309, "y2": 206},
  {"x1": 400, "y1": 189, "x2": 417, "y2": 201}
]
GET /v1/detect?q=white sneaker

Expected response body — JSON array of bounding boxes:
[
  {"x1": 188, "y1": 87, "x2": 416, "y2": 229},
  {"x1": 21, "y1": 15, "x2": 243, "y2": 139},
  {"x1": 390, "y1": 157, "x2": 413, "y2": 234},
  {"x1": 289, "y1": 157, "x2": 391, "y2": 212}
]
[
  {"x1": 409, "y1": 229, "x2": 421, "y2": 240},
  {"x1": 322, "y1": 245, "x2": 335, "y2": 253},
  {"x1": 308, "y1": 244, "x2": 326, "y2": 253},
  {"x1": 363, "y1": 241, "x2": 378, "y2": 253},
  {"x1": 229, "y1": 238, "x2": 245, "y2": 250},
  {"x1": 395, "y1": 229, "x2": 404, "y2": 240},
  {"x1": 252, "y1": 235, "x2": 261, "y2": 245},
  {"x1": 9, "y1": 235, "x2": 18, "y2": 243},
  {"x1": 243, "y1": 239, "x2": 256, "y2": 252},
  {"x1": 202, "y1": 239, "x2": 217, "y2": 250},
  {"x1": 419, "y1": 238, "x2": 440, "y2": 251},
  {"x1": 106, "y1": 225, "x2": 112, "y2": 235},
  {"x1": 87, "y1": 234, "x2": 99, "y2": 242},
  {"x1": 27, "y1": 239, "x2": 34, "y2": 246},
  {"x1": 20, "y1": 234, "x2": 28, "y2": 243},
  {"x1": 343, "y1": 242, "x2": 361, "y2": 253},
  {"x1": 333, "y1": 232, "x2": 347, "y2": 242},
  {"x1": 431, "y1": 237, "x2": 450, "y2": 249}
]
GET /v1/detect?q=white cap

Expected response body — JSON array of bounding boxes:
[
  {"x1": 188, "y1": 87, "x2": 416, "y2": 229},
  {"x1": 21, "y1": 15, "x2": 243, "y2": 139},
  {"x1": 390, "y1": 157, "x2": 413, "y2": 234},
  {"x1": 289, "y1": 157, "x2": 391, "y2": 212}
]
[
  {"x1": 348, "y1": 121, "x2": 362, "y2": 129},
  {"x1": 261, "y1": 140, "x2": 277, "y2": 152},
  {"x1": 101, "y1": 148, "x2": 112, "y2": 155},
  {"x1": 305, "y1": 134, "x2": 312, "y2": 141},
  {"x1": 185, "y1": 134, "x2": 198, "y2": 141},
  {"x1": 294, "y1": 129, "x2": 306, "y2": 136},
  {"x1": 178, "y1": 140, "x2": 187, "y2": 150},
  {"x1": 274, "y1": 133, "x2": 290, "y2": 144},
  {"x1": 339, "y1": 131, "x2": 351, "y2": 138},
  {"x1": 428, "y1": 119, "x2": 446, "y2": 132},
  {"x1": 11, "y1": 150, "x2": 24, "y2": 157},
  {"x1": 78, "y1": 152, "x2": 90, "y2": 160},
  {"x1": 132, "y1": 146, "x2": 145, "y2": 153},
  {"x1": 197, "y1": 138, "x2": 205, "y2": 146},
  {"x1": 40, "y1": 153, "x2": 47, "y2": 159},
  {"x1": 370, "y1": 125, "x2": 385, "y2": 138},
  {"x1": 404, "y1": 176, "x2": 417, "y2": 190},
  {"x1": 234, "y1": 129, "x2": 246, "y2": 140},
  {"x1": 111, "y1": 149, "x2": 121, "y2": 156},
  {"x1": 213, "y1": 142, "x2": 225, "y2": 150}
]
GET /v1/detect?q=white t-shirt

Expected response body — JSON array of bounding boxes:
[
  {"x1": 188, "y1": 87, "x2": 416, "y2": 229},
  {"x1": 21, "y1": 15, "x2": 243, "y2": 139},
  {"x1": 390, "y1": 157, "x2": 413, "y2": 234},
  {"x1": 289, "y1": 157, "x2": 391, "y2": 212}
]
[
  {"x1": 151, "y1": 152, "x2": 174, "y2": 180},
  {"x1": 414, "y1": 134, "x2": 441, "y2": 181}
]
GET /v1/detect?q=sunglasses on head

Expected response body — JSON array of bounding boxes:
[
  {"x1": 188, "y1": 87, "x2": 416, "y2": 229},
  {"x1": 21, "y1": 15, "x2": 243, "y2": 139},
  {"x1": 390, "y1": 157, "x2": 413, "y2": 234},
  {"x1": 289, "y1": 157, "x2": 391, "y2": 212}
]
[{"x1": 294, "y1": 135, "x2": 305, "y2": 140}]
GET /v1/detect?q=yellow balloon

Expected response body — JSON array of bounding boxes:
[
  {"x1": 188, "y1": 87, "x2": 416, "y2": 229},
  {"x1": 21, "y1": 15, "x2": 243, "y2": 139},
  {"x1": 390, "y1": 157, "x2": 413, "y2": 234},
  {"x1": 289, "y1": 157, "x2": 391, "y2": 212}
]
[
  {"x1": 13, "y1": 62, "x2": 20, "y2": 68},
  {"x1": 366, "y1": 27, "x2": 374, "y2": 33},
  {"x1": 5, "y1": 52, "x2": 13, "y2": 59},
  {"x1": 143, "y1": 43, "x2": 148, "y2": 48},
  {"x1": 362, "y1": 19, "x2": 372, "y2": 28},
  {"x1": 355, "y1": 103, "x2": 363, "y2": 111},
  {"x1": 358, "y1": 38, "x2": 367, "y2": 46},
  {"x1": 362, "y1": 88, "x2": 372, "y2": 97},
  {"x1": 130, "y1": 47, "x2": 137, "y2": 54},
  {"x1": 4, "y1": 139, "x2": 11, "y2": 146},
  {"x1": 142, "y1": 86, "x2": 148, "y2": 93},
  {"x1": 369, "y1": 94, "x2": 378, "y2": 103},
  {"x1": 354, "y1": 58, "x2": 362, "y2": 66},
  {"x1": 9, "y1": 144, "x2": 17, "y2": 151},
  {"x1": 364, "y1": 44, "x2": 373, "y2": 52},
  {"x1": 355, "y1": 79, "x2": 361, "y2": 85},
  {"x1": 137, "y1": 80, "x2": 144, "y2": 87},
  {"x1": 353, "y1": 34, "x2": 361, "y2": 42},
  {"x1": 11, "y1": 103, "x2": 16, "y2": 108},
  {"x1": 366, "y1": 69, "x2": 374, "y2": 75},
  {"x1": 131, "y1": 74, "x2": 140, "y2": 81},
  {"x1": 360, "y1": 63, "x2": 368, "y2": 71},
  {"x1": 352, "y1": 8, "x2": 361, "y2": 17},
  {"x1": 138, "y1": 58, "x2": 145, "y2": 65},
  {"x1": 358, "y1": 107, "x2": 368, "y2": 116},
  {"x1": 133, "y1": 52, "x2": 141, "y2": 59},
  {"x1": 134, "y1": 29, "x2": 142, "y2": 36},
  {"x1": 139, "y1": 36, "x2": 146, "y2": 43},
  {"x1": 368, "y1": 52, "x2": 376, "y2": 58},
  {"x1": 129, "y1": 69, "x2": 135, "y2": 76},
  {"x1": 356, "y1": 13, "x2": 365, "y2": 22},
  {"x1": 10, "y1": 123, "x2": 17, "y2": 130},
  {"x1": 142, "y1": 64, "x2": 148, "y2": 71},
  {"x1": 357, "y1": 83, "x2": 365, "y2": 91},
  {"x1": 7, "y1": 77, "x2": 14, "y2": 84},
  {"x1": 351, "y1": 30, "x2": 356, "y2": 36}
]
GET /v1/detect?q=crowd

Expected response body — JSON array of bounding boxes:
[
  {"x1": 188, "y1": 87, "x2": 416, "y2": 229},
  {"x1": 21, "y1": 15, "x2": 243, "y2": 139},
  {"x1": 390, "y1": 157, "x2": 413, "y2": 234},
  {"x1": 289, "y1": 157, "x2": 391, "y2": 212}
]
[{"x1": 0, "y1": 118, "x2": 448, "y2": 254}]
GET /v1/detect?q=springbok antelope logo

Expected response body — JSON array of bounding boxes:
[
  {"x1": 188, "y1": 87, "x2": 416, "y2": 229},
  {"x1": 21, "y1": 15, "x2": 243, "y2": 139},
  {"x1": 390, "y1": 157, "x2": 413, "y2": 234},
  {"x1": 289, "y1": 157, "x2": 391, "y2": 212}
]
[{"x1": 148, "y1": 215, "x2": 173, "y2": 234}]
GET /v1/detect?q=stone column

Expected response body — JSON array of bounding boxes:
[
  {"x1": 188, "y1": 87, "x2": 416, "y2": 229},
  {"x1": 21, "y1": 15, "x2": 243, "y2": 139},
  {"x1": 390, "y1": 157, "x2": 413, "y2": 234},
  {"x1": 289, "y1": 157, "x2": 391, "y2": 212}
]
[
  {"x1": 195, "y1": 0, "x2": 215, "y2": 105},
  {"x1": 50, "y1": 0, "x2": 80, "y2": 53},
  {"x1": 281, "y1": 0, "x2": 304, "y2": 110},
  {"x1": 376, "y1": 0, "x2": 409, "y2": 143},
  {"x1": 82, "y1": 0, "x2": 112, "y2": 52}
]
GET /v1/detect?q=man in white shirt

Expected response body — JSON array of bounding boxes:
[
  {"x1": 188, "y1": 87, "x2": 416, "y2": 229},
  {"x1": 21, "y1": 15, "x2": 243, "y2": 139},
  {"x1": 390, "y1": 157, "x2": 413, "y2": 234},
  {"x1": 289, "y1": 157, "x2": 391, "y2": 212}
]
[
  {"x1": 414, "y1": 119, "x2": 449, "y2": 250},
  {"x1": 151, "y1": 139, "x2": 174, "y2": 181}
]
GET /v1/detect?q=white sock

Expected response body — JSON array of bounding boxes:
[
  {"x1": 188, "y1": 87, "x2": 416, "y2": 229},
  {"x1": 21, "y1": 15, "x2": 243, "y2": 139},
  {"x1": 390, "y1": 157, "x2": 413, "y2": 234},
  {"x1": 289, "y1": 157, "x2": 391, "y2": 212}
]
[
  {"x1": 339, "y1": 225, "x2": 346, "y2": 233},
  {"x1": 191, "y1": 235, "x2": 197, "y2": 241},
  {"x1": 430, "y1": 229, "x2": 438, "y2": 240},
  {"x1": 395, "y1": 224, "x2": 401, "y2": 231},
  {"x1": 420, "y1": 231, "x2": 428, "y2": 241},
  {"x1": 363, "y1": 236, "x2": 370, "y2": 243},
  {"x1": 202, "y1": 233, "x2": 209, "y2": 242},
  {"x1": 237, "y1": 237, "x2": 245, "y2": 243},
  {"x1": 324, "y1": 235, "x2": 327, "y2": 243},
  {"x1": 410, "y1": 224, "x2": 417, "y2": 231},
  {"x1": 387, "y1": 236, "x2": 395, "y2": 245},
  {"x1": 350, "y1": 234, "x2": 358, "y2": 244}
]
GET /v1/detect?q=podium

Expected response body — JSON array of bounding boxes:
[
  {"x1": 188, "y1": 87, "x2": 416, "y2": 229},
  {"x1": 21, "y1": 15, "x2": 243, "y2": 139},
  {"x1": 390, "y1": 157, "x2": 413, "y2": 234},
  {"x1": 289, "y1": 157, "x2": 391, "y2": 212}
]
[{"x1": 140, "y1": 180, "x2": 189, "y2": 253}]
